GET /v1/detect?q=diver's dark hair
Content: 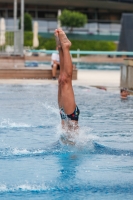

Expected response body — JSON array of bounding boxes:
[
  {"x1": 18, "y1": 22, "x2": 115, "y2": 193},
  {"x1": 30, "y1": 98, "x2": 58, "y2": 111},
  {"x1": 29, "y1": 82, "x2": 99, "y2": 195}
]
[{"x1": 120, "y1": 88, "x2": 127, "y2": 93}]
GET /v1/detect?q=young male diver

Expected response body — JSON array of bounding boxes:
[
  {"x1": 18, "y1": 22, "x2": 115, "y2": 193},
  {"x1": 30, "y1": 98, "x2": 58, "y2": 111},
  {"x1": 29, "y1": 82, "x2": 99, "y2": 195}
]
[{"x1": 54, "y1": 28, "x2": 80, "y2": 143}]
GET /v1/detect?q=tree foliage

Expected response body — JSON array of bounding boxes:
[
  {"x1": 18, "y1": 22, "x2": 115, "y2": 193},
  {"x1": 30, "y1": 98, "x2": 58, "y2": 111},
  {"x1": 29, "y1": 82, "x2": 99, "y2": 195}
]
[
  {"x1": 58, "y1": 9, "x2": 87, "y2": 31},
  {"x1": 19, "y1": 13, "x2": 32, "y2": 31}
]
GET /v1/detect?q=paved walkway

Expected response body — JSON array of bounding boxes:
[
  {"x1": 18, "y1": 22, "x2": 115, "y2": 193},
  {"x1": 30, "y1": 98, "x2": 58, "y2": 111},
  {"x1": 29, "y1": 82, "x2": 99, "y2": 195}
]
[
  {"x1": 0, "y1": 70, "x2": 120, "y2": 92},
  {"x1": 25, "y1": 55, "x2": 125, "y2": 64},
  {"x1": 79, "y1": 55, "x2": 124, "y2": 64}
]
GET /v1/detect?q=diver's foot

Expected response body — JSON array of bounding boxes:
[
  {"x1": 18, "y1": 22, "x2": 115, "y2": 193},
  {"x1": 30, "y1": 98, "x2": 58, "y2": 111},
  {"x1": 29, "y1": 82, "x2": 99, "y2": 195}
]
[
  {"x1": 54, "y1": 29, "x2": 61, "y2": 49},
  {"x1": 58, "y1": 28, "x2": 71, "y2": 50}
]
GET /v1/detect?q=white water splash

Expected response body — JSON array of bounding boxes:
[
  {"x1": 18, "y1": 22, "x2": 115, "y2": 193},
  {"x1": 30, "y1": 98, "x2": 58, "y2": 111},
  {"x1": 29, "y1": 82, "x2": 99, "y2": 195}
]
[
  {"x1": 0, "y1": 183, "x2": 48, "y2": 193},
  {"x1": 16, "y1": 183, "x2": 48, "y2": 191},
  {"x1": 56, "y1": 124, "x2": 98, "y2": 150},
  {"x1": 0, "y1": 119, "x2": 32, "y2": 128},
  {"x1": 12, "y1": 148, "x2": 30, "y2": 155},
  {"x1": 41, "y1": 102, "x2": 59, "y2": 115},
  {"x1": 0, "y1": 184, "x2": 7, "y2": 192},
  {"x1": 12, "y1": 148, "x2": 46, "y2": 156}
]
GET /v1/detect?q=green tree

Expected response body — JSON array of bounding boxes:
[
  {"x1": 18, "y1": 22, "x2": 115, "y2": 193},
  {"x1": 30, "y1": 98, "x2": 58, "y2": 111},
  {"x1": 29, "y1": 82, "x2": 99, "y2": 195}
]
[
  {"x1": 58, "y1": 9, "x2": 87, "y2": 32},
  {"x1": 19, "y1": 13, "x2": 32, "y2": 31}
]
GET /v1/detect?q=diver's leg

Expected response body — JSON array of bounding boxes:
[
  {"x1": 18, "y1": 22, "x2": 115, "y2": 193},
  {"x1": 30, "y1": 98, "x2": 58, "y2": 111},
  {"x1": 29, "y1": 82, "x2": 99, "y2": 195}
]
[
  {"x1": 58, "y1": 28, "x2": 76, "y2": 115},
  {"x1": 54, "y1": 29, "x2": 64, "y2": 108}
]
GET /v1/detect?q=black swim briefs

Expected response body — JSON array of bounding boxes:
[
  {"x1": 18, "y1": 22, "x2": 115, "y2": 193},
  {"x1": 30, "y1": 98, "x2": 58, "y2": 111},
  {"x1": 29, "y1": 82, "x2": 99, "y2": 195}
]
[{"x1": 60, "y1": 106, "x2": 80, "y2": 121}]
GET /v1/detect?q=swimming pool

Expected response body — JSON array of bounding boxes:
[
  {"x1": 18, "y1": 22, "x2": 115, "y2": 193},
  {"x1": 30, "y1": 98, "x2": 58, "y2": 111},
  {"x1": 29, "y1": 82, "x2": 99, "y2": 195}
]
[
  {"x1": 25, "y1": 61, "x2": 121, "y2": 70},
  {"x1": 0, "y1": 84, "x2": 133, "y2": 200}
]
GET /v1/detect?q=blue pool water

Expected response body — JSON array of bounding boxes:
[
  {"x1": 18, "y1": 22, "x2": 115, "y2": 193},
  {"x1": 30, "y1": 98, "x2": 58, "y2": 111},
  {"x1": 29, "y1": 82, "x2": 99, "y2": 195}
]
[
  {"x1": 0, "y1": 84, "x2": 133, "y2": 200},
  {"x1": 25, "y1": 61, "x2": 121, "y2": 70},
  {"x1": 75, "y1": 63, "x2": 120, "y2": 70}
]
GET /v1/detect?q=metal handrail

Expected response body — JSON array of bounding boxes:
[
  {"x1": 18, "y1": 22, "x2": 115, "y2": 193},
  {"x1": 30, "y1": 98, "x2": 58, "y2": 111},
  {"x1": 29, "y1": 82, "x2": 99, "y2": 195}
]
[{"x1": 29, "y1": 50, "x2": 133, "y2": 56}]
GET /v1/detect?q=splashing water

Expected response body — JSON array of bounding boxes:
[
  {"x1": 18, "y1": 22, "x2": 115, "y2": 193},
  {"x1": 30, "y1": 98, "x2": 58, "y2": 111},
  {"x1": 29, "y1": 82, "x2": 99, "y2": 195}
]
[{"x1": 0, "y1": 118, "x2": 31, "y2": 128}]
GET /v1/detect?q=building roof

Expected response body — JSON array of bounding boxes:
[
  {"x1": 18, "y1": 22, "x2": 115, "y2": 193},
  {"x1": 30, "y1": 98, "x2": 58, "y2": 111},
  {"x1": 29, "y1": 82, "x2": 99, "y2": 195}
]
[{"x1": 1, "y1": 0, "x2": 133, "y2": 11}]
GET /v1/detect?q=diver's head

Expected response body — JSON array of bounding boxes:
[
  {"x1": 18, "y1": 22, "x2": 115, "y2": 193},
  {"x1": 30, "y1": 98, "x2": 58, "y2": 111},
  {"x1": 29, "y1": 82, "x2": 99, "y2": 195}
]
[{"x1": 120, "y1": 88, "x2": 128, "y2": 99}]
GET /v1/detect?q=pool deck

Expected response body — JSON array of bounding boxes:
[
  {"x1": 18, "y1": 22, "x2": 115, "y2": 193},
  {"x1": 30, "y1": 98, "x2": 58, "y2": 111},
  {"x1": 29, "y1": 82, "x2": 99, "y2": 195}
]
[
  {"x1": 0, "y1": 55, "x2": 124, "y2": 65},
  {"x1": 26, "y1": 55, "x2": 125, "y2": 64},
  {"x1": 0, "y1": 70, "x2": 120, "y2": 92},
  {"x1": 0, "y1": 55, "x2": 123, "y2": 92},
  {"x1": 78, "y1": 55, "x2": 124, "y2": 64}
]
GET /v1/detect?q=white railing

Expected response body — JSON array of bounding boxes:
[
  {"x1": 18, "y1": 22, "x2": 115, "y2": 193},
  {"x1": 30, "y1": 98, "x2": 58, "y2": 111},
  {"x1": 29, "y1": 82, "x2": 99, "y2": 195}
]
[
  {"x1": 0, "y1": 30, "x2": 22, "y2": 56},
  {"x1": 29, "y1": 50, "x2": 133, "y2": 56}
]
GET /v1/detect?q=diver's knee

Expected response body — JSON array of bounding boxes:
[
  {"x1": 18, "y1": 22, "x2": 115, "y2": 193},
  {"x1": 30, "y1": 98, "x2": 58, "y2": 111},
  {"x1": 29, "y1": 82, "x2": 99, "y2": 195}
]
[{"x1": 59, "y1": 73, "x2": 71, "y2": 85}]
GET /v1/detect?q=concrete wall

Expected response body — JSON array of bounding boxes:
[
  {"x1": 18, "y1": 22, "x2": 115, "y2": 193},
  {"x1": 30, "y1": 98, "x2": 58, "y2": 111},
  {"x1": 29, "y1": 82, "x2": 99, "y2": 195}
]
[
  {"x1": 0, "y1": 68, "x2": 77, "y2": 79},
  {"x1": 128, "y1": 66, "x2": 133, "y2": 89},
  {"x1": 120, "y1": 59, "x2": 133, "y2": 90}
]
